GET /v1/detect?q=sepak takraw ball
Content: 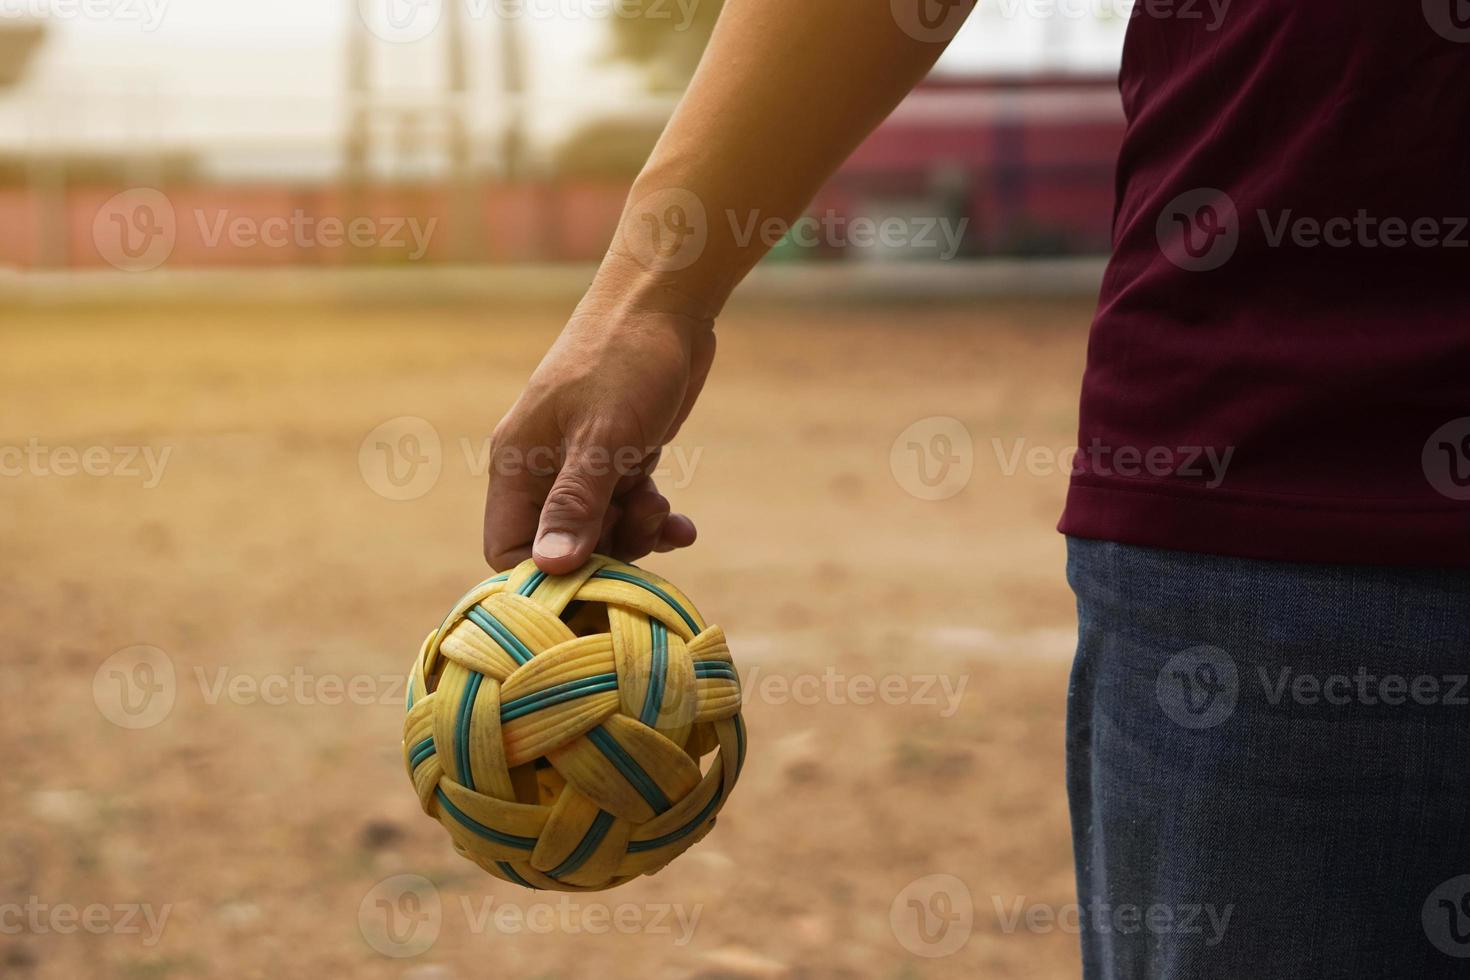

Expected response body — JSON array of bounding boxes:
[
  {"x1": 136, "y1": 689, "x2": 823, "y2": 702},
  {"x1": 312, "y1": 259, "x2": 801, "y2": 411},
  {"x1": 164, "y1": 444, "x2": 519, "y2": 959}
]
[{"x1": 403, "y1": 555, "x2": 747, "y2": 891}]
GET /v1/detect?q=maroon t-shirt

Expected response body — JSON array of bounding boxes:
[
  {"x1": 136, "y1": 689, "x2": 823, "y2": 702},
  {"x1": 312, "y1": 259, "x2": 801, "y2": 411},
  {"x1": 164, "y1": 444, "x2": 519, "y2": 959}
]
[{"x1": 1059, "y1": 1, "x2": 1470, "y2": 565}]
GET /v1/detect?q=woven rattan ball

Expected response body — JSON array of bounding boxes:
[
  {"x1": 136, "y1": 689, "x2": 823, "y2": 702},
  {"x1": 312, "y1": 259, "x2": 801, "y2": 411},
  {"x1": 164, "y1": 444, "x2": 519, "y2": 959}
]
[{"x1": 403, "y1": 555, "x2": 747, "y2": 891}]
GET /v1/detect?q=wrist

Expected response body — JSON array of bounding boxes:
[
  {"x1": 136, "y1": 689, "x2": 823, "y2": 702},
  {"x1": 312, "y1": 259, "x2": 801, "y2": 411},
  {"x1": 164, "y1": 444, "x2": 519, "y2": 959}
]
[{"x1": 580, "y1": 250, "x2": 723, "y2": 331}]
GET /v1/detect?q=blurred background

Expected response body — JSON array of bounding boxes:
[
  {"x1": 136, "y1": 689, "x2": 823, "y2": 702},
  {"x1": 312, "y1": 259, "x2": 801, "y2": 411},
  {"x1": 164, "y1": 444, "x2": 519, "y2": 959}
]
[
  {"x1": 0, "y1": 2, "x2": 1121, "y2": 978},
  {"x1": 0, "y1": 0, "x2": 1126, "y2": 269}
]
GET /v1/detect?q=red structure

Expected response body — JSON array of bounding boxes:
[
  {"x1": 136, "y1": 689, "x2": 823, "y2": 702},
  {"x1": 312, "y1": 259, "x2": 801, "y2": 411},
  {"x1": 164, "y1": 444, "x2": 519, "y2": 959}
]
[
  {"x1": 819, "y1": 73, "x2": 1126, "y2": 257},
  {"x1": 0, "y1": 74, "x2": 1125, "y2": 269}
]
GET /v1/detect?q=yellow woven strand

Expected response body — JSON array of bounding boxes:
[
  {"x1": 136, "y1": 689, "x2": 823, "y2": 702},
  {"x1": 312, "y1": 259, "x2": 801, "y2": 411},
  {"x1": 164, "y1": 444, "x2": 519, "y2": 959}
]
[{"x1": 403, "y1": 555, "x2": 746, "y2": 892}]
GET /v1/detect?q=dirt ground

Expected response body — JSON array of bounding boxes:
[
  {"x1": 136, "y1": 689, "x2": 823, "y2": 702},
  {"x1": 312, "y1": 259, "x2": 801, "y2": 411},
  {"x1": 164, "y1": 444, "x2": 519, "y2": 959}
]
[{"x1": 0, "y1": 284, "x2": 1093, "y2": 979}]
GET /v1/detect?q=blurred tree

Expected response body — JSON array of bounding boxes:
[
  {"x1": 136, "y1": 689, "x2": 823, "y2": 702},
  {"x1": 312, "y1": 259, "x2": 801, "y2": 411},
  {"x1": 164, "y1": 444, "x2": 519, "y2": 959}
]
[
  {"x1": 607, "y1": 0, "x2": 725, "y2": 93},
  {"x1": 0, "y1": 20, "x2": 45, "y2": 88},
  {"x1": 554, "y1": 1, "x2": 723, "y2": 178}
]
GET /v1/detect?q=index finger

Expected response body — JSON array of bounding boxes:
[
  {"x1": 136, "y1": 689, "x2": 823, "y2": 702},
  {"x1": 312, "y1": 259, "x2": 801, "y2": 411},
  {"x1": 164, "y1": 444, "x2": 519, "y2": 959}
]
[{"x1": 482, "y1": 423, "x2": 558, "y2": 571}]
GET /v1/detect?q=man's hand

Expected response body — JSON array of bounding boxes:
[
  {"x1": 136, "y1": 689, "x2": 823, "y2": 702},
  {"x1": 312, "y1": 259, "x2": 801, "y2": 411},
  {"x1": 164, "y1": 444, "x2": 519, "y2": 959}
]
[
  {"x1": 482, "y1": 0, "x2": 973, "y2": 574},
  {"x1": 483, "y1": 297, "x2": 715, "y2": 575}
]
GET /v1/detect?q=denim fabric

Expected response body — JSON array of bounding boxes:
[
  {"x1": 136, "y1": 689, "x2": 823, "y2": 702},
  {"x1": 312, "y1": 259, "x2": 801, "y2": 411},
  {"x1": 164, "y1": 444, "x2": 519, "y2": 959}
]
[{"x1": 1066, "y1": 537, "x2": 1470, "y2": 979}]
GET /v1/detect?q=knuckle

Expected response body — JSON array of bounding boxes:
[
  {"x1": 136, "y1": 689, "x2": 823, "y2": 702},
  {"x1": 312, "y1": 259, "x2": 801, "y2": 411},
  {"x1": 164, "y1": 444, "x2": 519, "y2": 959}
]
[
  {"x1": 488, "y1": 420, "x2": 542, "y2": 480},
  {"x1": 483, "y1": 541, "x2": 518, "y2": 571},
  {"x1": 543, "y1": 479, "x2": 600, "y2": 525},
  {"x1": 489, "y1": 422, "x2": 510, "y2": 453}
]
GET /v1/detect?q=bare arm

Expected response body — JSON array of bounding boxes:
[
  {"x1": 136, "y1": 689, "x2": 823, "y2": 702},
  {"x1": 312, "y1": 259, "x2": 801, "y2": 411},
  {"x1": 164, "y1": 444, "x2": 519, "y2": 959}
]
[{"x1": 484, "y1": 0, "x2": 975, "y2": 572}]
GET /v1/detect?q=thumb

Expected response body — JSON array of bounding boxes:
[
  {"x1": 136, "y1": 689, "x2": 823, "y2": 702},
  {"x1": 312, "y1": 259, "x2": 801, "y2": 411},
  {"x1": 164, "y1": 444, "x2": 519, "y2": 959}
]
[{"x1": 533, "y1": 444, "x2": 623, "y2": 574}]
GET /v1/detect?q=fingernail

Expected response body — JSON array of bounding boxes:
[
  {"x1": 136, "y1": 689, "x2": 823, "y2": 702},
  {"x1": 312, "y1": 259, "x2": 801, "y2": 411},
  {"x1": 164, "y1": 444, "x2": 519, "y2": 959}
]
[
  {"x1": 640, "y1": 513, "x2": 666, "y2": 535},
  {"x1": 536, "y1": 531, "x2": 577, "y2": 560}
]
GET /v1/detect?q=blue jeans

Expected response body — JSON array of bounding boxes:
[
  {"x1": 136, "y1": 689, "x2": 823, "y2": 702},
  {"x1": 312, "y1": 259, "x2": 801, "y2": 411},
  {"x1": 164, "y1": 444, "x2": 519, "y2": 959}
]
[{"x1": 1066, "y1": 537, "x2": 1470, "y2": 979}]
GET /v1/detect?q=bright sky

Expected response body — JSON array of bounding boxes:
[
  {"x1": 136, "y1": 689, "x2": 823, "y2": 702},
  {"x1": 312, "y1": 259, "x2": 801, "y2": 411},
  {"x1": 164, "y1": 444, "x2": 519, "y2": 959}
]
[{"x1": 1, "y1": 0, "x2": 1128, "y2": 175}]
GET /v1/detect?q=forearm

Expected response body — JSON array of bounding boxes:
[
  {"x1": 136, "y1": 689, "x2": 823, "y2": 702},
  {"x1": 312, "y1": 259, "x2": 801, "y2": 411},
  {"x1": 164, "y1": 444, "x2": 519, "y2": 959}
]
[{"x1": 593, "y1": 0, "x2": 973, "y2": 319}]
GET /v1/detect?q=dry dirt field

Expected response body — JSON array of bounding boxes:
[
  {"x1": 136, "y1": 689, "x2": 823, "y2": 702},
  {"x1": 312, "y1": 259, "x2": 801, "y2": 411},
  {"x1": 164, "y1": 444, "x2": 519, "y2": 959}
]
[{"x1": 0, "y1": 282, "x2": 1093, "y2": 980}]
